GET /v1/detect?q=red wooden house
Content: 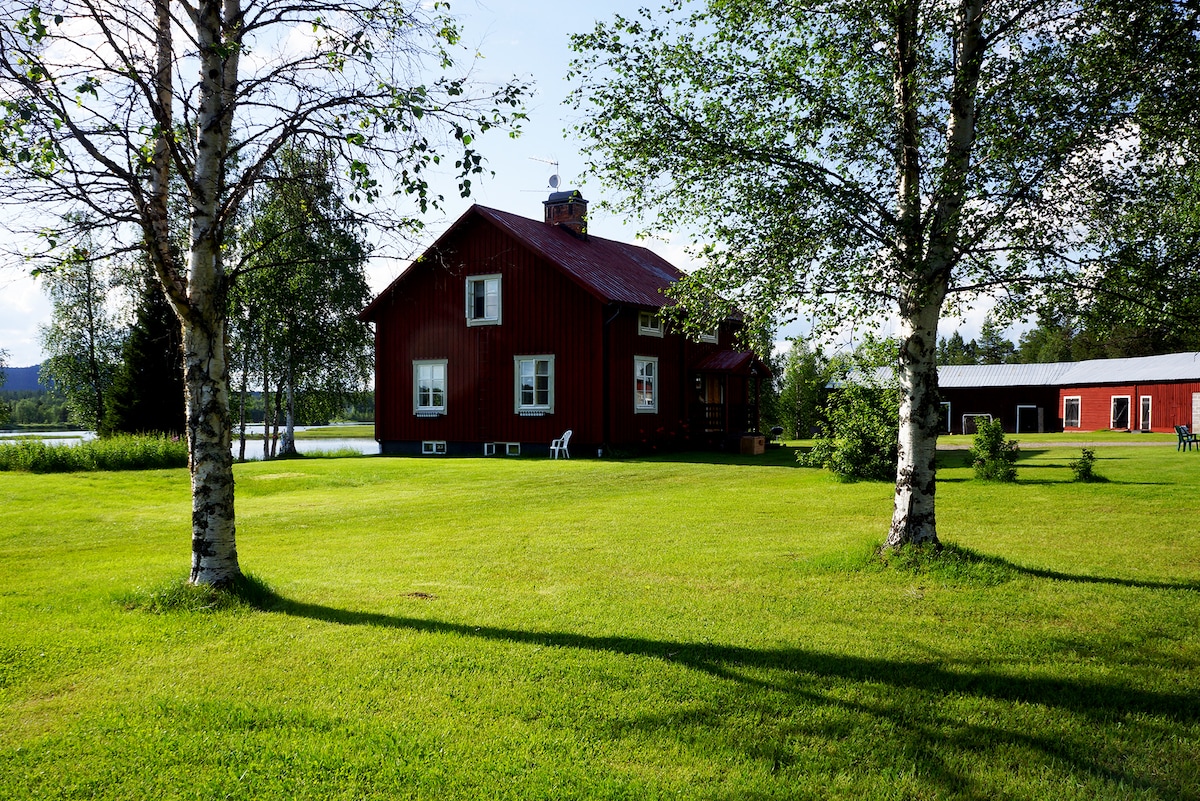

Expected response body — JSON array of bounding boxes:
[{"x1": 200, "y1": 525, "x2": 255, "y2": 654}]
[{"x1": 360, "y1": 192, "x2": 770, "y2": 456}]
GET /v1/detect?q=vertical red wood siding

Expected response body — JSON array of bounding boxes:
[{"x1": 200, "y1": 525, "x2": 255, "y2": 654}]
[
  {"x1": 372, "y1": 216, "x2": 606, "y2": 452},
  {"x1": 1059, "y1": 382, "x2": 1200, "y2": 432},
  {"x1": 370, "y1": 211, "x2": 758, "y2": 453}
]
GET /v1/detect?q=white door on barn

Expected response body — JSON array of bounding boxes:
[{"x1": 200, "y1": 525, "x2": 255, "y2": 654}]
[{"x1": 1192, "y1": 393, "x2": 1200, "y2": 431}]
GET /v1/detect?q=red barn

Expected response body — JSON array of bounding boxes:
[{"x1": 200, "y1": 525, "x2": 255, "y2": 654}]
[
  {"x1": 1055, "y1": 352, "x2": 1200, "y2": 433},
  {"x1": 360, "y1": 193, "x2": 770, "y2": 456},
  {"x1": 933, "y1": 352, "x2": 1200, "y2": 434},
  {"x1": 938, "y1": 363, "x2": 1067, "y2": 434}
]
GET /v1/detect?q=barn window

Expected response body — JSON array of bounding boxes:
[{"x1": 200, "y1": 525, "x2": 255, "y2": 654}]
[
  {"x1": 1140, "y1": 395, "x2": 1152, "y2": 432},
  {"x1": 635, "y1": 356, "x2": 658, "y2": 413},
  {"x1": 940, "y1": 402, "x2": 951, "y2": 434},
  {"x1": 638, "y1": 311, "x2": 663, "y2": 337},
  {"x1": 514, "y1": 355, "x2": 554, "y2": 413},
  {"x1": 466, "y1": 274, "x2": 501, "y2": 325},
  {"x1": 1063, "y1": 396, "x2": 1080, "y2": 428},
  {"x1": 696, "y1": 324, "x2": 719, "y2": 344},
  {"x1": 413, "y1": 360, "x2": 447, "y2": 414}
]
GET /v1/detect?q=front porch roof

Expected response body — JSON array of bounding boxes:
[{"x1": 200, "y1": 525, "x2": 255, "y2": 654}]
[{"x1": 693, "y1": 350, "x2": 772, "y2": 377}]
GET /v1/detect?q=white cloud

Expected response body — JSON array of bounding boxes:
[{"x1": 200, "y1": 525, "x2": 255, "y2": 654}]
[{"x1": 0, "y1": 273, "x2": 49, "y2": 367}]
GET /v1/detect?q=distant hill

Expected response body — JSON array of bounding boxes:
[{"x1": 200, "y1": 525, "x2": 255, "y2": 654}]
[{"x1": 1, "y1": 365, "x2": 48, "y2": 392}]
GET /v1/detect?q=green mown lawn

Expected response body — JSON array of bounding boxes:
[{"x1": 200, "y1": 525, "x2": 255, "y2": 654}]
[{"x1": 1, "y1": 445, "x2": 1197, "y2": 800}]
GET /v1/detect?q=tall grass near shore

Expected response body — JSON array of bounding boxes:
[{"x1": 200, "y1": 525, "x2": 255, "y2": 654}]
[
  {"x1": 0, "y1": 433, "x2": 188, "y2": 472},
  {"x1": 1, "y1": 446, "x2": 1197, "y2": 799}
]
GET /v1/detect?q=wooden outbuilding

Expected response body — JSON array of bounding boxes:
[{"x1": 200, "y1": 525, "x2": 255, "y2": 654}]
[
  {"x1": 934, "y1": 352, "x2": 1200, "y2": 434},
  {"x1": 360, "y1": 193, "x2": 770, "y2": 456},
  {"x1": 1055, "y1": 352, "x2": 1200, "y2": 434},
  {"x1": 938, "y1": 363, "x2": 1068, "y2": 434}
]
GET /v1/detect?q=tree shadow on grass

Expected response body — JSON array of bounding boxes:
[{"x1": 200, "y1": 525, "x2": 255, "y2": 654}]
[
  {"x1": 247, "y1": 587, "x2": 1198, "y2": 724},
  {"x1": 227, "y1": 572, "x2": 1199, "y2": 799},
  {"x1": 969, "y1": 553, "x2": 1200, "y2": 592}
]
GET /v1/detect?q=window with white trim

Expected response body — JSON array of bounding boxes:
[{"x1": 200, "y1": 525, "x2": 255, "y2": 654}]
[
  {"x1": 413, "y1": 360, "x2": 447, "y2": 415},
  {"x1": 635, "y1": 356, "x2": 658, "y2": 413},
  {"x1": 1140, "y1": 395, "x2": 1152, "y2": 432},
  {"x1": 1063, "y1": 396, "x2": 1080, "y2": 428},
  {"x1": 514, "y1": 355, "x2": 554, "y2": 413},
  {"x1": 466, "y1": 274, "x2": 501, "y2": 325},
  {"x1": 421, "y1": 441, "x2": 447, "y2": 455},
  {"x1": 697, "y1": 325, "x2": 719, "y2": 344},
  {"x1": 638, "y1": 311, "x2": 663, "y2": 337}
]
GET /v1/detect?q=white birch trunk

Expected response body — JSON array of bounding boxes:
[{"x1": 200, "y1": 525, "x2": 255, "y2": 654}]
[
  {"x1": 884, "y1": 0, "x2": 983, "y2": 549},
  {"x1": 279, "y1": 358, "x2": 297, "y2": 457},
  {"x1": 183, "y1": 278, "x2": 238, "y2": 584},
  {"x1": 887, "y1": 300, "x2": 944, "y2": 548},
  {"x1": 185, "y1": 0, "x2": 241, "y2": 585}
]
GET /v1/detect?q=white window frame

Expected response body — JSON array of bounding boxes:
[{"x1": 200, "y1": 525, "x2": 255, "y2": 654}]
[
  {"x1": 1063, "y1": 396, "x2": 1081, "y2": 428},
  {"x1": 483, "y1": 442, "x2": 497, "y2": 456},
  {"x1": 1111, "y1": 395, "x2": 1131, "y2": 430},
  {"x1": 634, "y1": 356, "x2": 658, "y2": 413},
  {"x1": 638, "y1": 311, "x2": 663, "y2": 337},
  {"x1": 940, "y1": 402, "x2": 951, "y2": 434},
  {"x1": 697, "y1": 324, "x2": 719, "y2": 344},
  {"x1": 505, "y1": 443, "x2": 521, "y2": 456},
  {"x1": 465, "y1": 274, "x2": 501, "y2": 326},
  {"x1": 1140, "y1": 395, "x2": 1152, "y2": 432},
  {"x1": 514, "y1": 355, "x2": 555, "y2": 413},
  {"x1": 421, "y1": 441, "x2": 447, "y2": 455},
  {"x1": 412, "y1": 359, "x2": 448, "y2": 415}
]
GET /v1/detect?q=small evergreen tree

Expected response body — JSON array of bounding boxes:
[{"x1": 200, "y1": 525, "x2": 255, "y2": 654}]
[
  {"x1": 101, "y1": 272, "x2": 185, "y2": 437},
  {"x1": 937, "y1": 331, "x2": 978, "y2": 365},
  {"x1": 976, "y1": 314, "x2": 1017, "y2": 364},
  {"x1": 970, "y1": 418, "x2": 1018, "y2": 481}
]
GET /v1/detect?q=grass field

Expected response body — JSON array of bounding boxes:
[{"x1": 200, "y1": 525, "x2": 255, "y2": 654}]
[{"x1": 1, "y1": 444, "x2": 1197, "y2": 799}]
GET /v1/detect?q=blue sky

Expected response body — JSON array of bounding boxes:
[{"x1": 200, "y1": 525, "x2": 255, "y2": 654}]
[
  {"x1": 0, "y1": 0, "x2": 1003, "y2": 369},
  {"x1": 2, "y1": 0, "x2": 690, "y2": 368}
]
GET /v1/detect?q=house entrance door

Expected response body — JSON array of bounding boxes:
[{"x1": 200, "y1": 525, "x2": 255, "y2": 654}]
[{"x1": 703, "y1": 375, "x2": 725, "y2": 432}]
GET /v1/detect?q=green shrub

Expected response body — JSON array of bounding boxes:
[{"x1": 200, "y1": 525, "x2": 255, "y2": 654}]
[
  {"x1": 0, "y1": 434, "x2": 188, "y2": 473},
  {"x1": 799, "y1": 380, "x2": 899, "y2": 481},
  {"x1": 969, "y1": 418, "x2": 1018, "y2": 481},
  {"x1": 1068, "y1": 447, "x2": 1103, "y2": 482}
]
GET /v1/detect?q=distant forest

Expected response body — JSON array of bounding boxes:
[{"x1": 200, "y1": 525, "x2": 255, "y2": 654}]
[{"x1": 1, "y1": 365, "x2": 373, "y2": 430}]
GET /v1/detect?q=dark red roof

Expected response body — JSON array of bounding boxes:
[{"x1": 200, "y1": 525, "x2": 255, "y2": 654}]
[
  {"x1": 361, "y1": 204, "x2": 684, "y2": 320},
  {"x1": 695, "y1": 349, "x2": 773, "y2": 377}
]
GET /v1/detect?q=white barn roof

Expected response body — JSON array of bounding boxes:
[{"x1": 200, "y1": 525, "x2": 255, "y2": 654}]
[
  {"x1": 1057, "y1": 351, "x2": 1200, "y2": 385},
  {"x1": 939, "y1": 363, "x2": 1072, "y2": 388},
  {"x1": 938, "y1": 351, "x2": 1200, "y2": 388}
]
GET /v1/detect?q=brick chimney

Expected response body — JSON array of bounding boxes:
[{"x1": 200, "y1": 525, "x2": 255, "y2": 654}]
[{"x1": 543, "y1": 190, "x2": 587, "y2": 237}]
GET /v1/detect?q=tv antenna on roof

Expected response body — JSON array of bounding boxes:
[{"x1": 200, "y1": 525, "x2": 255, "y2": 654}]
[{"x1": 529, "y1": 156, "x2": 561, "y2": 191}]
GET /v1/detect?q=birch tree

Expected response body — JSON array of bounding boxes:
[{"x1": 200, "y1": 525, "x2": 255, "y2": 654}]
[
  {"x1": 37, "y1": 242, "x2": 122, "y2": 429},
  {"x1": 1, "y1": 1, "x2": 525, "y2": 584},
  {"x1": 569, "y1": 0, "x2": 1199, "y2": 548},
  {"x1": 230, "y1": 147, "x2": 372, "y2": 459}
]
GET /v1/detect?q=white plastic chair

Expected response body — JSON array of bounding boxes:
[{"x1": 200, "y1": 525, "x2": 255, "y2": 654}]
[{"x1": 550, "y1": 429, "x2": 572, "y2": 459}]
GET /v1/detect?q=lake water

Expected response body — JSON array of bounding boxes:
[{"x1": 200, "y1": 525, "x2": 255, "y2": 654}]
[{"x1": 0, "y1": 428, "x2": 379, "y2": 460}]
